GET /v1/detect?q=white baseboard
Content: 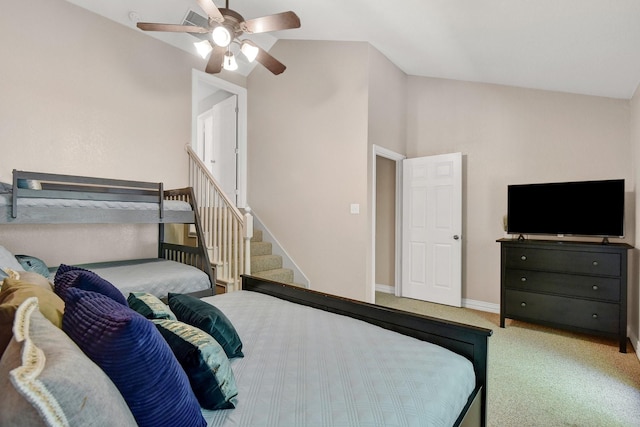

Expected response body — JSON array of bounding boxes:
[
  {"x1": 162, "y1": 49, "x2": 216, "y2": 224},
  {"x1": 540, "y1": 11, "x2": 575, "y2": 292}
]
[
  {"x1": 462, "y1": 298, "x2": 500, "y2": 314},
  {"x1": 375, "y1": 284, "x2": 395, "y2": 294},
  {"x1": 628, "y1": 327, "x2": 640, "y2": 361}
]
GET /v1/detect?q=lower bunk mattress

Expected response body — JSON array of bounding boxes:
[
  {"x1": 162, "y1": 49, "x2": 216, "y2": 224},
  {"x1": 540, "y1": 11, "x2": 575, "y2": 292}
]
[
  {"x1": 49, "y1": 258, "x2": 210, "y2": 298},
  {"x1": 201, "y1": 291, "x2": 476, "y2": 427}
]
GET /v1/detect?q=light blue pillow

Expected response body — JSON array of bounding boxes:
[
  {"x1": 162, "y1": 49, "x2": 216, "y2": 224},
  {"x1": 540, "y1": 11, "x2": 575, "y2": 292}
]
[
  {"x1": 128, "y1": 292, "x2": 176, "y2": 320},
  {"x1": 153, "y1": 319, "x2": 238, "y2": 410},
  {"x1": 15, "y1": 254, "x2": 50, "y2": 278},
  {"x1": 0, "y1": 245, "x2": 24, "y2": 279}
]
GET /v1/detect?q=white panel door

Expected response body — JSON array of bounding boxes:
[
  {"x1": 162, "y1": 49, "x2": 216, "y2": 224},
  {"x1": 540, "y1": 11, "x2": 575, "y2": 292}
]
[
  {"x1": 196, "y1": 95, "x2": 238, "y2": 205},
  {"x1": 401, "y1": 152, "x2": 462, "y2": 307}
]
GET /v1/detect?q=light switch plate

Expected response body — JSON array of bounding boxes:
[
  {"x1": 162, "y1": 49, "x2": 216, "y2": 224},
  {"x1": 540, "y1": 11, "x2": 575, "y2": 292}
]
[{"x1": 350, "y1": 203, "x2": 360, "y2": 214}]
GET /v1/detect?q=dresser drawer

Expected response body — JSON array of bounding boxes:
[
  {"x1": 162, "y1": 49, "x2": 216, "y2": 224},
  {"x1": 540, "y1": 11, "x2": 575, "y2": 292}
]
[
  {"x1": 505, "y1": 290, "x2": 619, "y2": 334},
  {"x1": 504, "y1": 269, "x2": 620, "y2": 302},
  {"x1": 504, "y1": 247, "x2": 620, "y2": 276}
]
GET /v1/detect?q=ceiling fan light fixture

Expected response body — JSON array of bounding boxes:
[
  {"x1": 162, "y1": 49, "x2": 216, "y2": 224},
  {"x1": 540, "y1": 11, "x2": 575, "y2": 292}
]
[
  {"x1": 194, "y1": 40, "x2": 213, "y2": 58},
  {"x1": 240, "y1": 41, "x2": 259, "y2": 62},
  {"x1": 223, "y1": 51, "x2": 238, "y2": 71},
  {"x1": 212, "y1": 25, "x2": 232, "y2": 47}
]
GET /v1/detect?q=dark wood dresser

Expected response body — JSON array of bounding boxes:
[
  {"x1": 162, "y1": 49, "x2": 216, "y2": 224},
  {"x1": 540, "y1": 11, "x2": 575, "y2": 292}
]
[{"x1": 498, "y1": 238, "x2": 632, "y2": 352}]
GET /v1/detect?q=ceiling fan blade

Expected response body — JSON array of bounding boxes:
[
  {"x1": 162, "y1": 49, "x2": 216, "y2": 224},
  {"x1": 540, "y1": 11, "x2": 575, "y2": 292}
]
[
  {"x1": 205, "y1": 45, "x2": 227, "y2": 74},
  {"x1": 137, "y1": 23, "x2": 209, "y2": 34},
  {"x1": 255, "y1": 47, "x2": 286, "y2": 75},
  {"x1": 242, "y1": 11, "x2": 300, "y2": 34},
  {"x1": 197, "y1": 0, "x2": 224, "y2": 23}
]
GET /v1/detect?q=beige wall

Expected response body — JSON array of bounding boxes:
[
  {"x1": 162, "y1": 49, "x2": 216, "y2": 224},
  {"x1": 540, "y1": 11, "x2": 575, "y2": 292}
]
[
  {"x1": 406, "y1": 77, "x2": 633, "y2": 304},
  {"x1": 631, "y1": 83, "x2": 640, "y2": 353},
  {"x1": 247, "y1": 40, "x2": 370, "y2": 300},
  {"x1": 0, "y1": 0, "x2": 236, "y2": 265}
]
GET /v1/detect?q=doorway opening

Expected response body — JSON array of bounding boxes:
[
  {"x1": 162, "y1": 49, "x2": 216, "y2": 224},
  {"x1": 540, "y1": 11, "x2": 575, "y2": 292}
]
[{"x1": 372, "y1": 145, "x2": 405, "y2": 303}]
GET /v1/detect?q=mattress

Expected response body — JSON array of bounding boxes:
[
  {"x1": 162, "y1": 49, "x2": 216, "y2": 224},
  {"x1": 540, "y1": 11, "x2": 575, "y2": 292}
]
[
  {"x1": 49, "y1": 259, "x2": 210, "y2": 299},
  {"x1": 200, "y1": 291, "x2": 476, "y2": 427},
  {"x1": 0, "y1": 194, "x2": 191, "y2": 211}
]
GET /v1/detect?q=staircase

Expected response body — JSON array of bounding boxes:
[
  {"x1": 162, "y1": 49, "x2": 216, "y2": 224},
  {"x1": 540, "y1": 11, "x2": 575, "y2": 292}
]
[{"x1": 249, "y1": 229, "x2": 296, "y2": 284}]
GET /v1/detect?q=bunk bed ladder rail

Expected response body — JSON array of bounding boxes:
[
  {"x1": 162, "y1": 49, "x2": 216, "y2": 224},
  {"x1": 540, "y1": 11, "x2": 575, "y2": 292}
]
[
  {"x1": 162, "y1": 188, "x2": 216, "y2": 293},
  {"x1": 186, "y1": 144, "x2": 252, "y2": 292}
]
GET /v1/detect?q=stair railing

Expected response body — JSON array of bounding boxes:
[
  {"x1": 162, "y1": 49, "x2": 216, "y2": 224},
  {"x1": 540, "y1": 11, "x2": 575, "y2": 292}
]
[{"x1": 185, "y1": 144, "x2": 252, "y2": 291}]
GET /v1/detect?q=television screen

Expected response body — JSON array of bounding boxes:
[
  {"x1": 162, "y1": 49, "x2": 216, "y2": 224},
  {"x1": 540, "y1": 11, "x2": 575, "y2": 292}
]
[{"x1": 507, "y1": 179, "x2": 625, "y2": 237}]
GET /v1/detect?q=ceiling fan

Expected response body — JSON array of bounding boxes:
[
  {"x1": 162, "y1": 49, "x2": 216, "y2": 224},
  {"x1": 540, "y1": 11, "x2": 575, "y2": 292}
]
[{"x1": 136, "y1": 0, "x2": 301, "y2": 75}]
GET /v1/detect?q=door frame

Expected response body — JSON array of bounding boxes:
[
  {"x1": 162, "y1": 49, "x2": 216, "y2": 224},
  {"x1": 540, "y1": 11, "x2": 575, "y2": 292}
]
[
  {"x1": 371, "y1": 145, "x2": 406, "y2": 303},
  {"x1": 191, "y1": 69, "x2": 248, "y2": 208}
]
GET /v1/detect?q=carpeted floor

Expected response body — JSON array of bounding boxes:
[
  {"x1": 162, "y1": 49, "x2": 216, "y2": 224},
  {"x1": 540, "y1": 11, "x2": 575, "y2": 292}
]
[{"x1": 375, "y1": 292, "x2": 640, "y2": 427}]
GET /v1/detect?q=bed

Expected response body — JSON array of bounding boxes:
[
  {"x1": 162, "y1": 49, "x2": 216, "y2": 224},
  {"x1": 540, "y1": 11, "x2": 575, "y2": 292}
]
[
  {"x1": 0, "y1": 272, "x2": 491, "y2": 427},
  {"x1": 0, "y1": 169, "x2": 215, "y2": 297}
]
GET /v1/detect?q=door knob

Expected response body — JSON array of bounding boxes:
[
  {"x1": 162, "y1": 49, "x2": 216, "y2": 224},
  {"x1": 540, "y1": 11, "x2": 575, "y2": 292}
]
[{"x1": 453, "y1": 235, "x2": 460, "y2": 240}]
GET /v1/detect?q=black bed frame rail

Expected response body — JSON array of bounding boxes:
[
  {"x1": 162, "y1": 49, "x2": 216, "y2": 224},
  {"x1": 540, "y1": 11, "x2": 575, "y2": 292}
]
[
  {"x1": 162, "y1": 187, "x2": 215, "y2": 295},
  {"x1": 11, "y1": 169, "x2": 164, "y2": 219},
  {"x1": 241, "y1": 275, "x2": 492, "y2": 427}
]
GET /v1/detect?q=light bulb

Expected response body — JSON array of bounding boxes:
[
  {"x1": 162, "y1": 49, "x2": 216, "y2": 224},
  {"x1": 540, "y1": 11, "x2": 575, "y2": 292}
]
[
  {"x1": 212, "y1": 26, "x2": 231, "y2": 47},
  {"x1": 194, "y1": 40, "x2": 213, "y2": 58},
  {"x1": 223, "y1": 52, "x2": 238, "y2": 71},
  {"x1": 240, "y1": 41, "x2": 259, "y2": 62}
]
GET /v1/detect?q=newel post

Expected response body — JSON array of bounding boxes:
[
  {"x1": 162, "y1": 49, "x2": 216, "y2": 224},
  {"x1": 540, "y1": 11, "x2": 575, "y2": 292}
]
[{"x1": 243, "y1": 206, "x2": 253, "y2": 278}]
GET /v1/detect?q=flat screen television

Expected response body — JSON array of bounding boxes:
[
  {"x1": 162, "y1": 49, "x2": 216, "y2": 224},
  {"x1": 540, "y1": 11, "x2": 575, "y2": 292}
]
[{"x1": 507, "y1": 179, "x2": 625, "y2": 238}]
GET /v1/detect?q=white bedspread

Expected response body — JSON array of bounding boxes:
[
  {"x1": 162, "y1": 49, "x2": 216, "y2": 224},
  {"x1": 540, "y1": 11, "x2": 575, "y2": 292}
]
[
  {"x1": 200, "y1": 291, "x2": 475, "y2": 427},
  {"x1": 0, "y1": 194, "x2": 191, "y2": 211},
  {"x1": 49, "y1": 259, "x2": 210, "y2": 299}
]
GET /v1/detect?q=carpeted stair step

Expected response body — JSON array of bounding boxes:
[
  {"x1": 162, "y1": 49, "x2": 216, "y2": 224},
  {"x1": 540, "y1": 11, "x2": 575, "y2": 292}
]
[
  {"x1": 251, "y1": 254, "x2": 282, "y2": 273},
  {"x1": 252, "y1": 268, "x2": 294, "y2": 284},
  {"x1": 251, "y1": 229, "x2": 263, "y2": 243},
  {"x1": 251, "y1": 241, "x2": 272, "y2": 256}
]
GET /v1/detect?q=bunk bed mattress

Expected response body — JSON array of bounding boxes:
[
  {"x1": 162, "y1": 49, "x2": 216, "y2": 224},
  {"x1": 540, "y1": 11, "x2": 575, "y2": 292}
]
[
  {"x1": 0, "y1": 194, "x2": 191, "y2": 211},
  {"x1": 201, "y1": 291, "x2": 476, "y2": 427},
  {"x1": 50, "y1": 259, "x2": 210, "y2": 298}
]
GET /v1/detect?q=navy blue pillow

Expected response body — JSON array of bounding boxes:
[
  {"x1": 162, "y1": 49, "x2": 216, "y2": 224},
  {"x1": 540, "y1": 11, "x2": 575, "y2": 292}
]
[
  {"x1": 153, "y1": 319, "x2": 238, "y2": 410},
  {"x1": 53, "y1": 264, "x2": 90, "y2": 287},
  {"x1": 168, "y1": 293, "x2": 244, "y2": 359},
  {"x1": 54, "y1": 266, "x2": 126, "y2": 306},
  {"x1": 62, "y1": 288, "x2": 206, "y2": 427}
]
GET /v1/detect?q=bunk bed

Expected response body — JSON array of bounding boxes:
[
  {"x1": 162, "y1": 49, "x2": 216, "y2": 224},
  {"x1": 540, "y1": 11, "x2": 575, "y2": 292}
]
[{"x1": 0, "y1": 169, "x2": 215, "y2": 297}]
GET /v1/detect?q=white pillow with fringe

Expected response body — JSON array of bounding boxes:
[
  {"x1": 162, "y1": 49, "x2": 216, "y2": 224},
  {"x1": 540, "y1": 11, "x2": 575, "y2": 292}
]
[{"x1": 0, "y1": 297, "x2": 137, "y2": 427}]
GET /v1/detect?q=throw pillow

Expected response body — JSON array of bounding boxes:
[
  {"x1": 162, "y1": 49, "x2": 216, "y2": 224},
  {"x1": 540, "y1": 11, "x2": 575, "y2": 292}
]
[
  {"x1": 62, "y1": 287, "x2": 206, "y2": 427},
  {"x1": 0, "y1": 297, "x2": 138, "y2": 427},
  {"x1": 128, "y1": 292, "x2": 176, "y2": 320},
  {"x1": 153, "y1": 319, "x2": 238, "y2": 410},
  {"x1": 54, "y1": 267, "x2": 126, "y2": 306},
  {"x1": 0, "y1": 278, "x2": 64, "y2": 355},
  {"x1": 168, "y1": 293, "x2": 244, "y2": 359},
  {"x1": 0, "y1": 245, "x2": 25, "y2": 280},
  {"x1": 15, "y1": 255, "x2": 50, "y2": 278}
]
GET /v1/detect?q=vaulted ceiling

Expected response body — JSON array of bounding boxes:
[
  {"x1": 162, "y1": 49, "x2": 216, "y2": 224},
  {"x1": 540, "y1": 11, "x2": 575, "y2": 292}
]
[{"x1": 65, "y1": 0, "x2": 640, "y2": 99}]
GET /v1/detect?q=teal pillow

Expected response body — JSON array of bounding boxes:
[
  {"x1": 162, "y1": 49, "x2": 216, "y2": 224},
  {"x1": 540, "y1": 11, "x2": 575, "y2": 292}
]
[
  {"x1": 15, "y1": 254, "x2": 50, "y2": 278},
  {"x1": 168, "y1": 293, "x2": 244, "y2": 359},
  {"x1": 128, "y1": 292, "x2": 176, "y2": 320},
  {"x1": 153, "y1": 319, "x2": 238, "y2": 410}
]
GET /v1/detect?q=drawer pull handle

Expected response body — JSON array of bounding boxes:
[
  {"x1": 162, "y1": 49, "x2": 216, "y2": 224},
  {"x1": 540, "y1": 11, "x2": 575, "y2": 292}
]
[
  {"x1": 520, "y1": 255, "x2": 527, "y2": 261},
  {"x1": 592, "y1": 285, "x2": 599, "y2": 291},
  {"x1": 520, "y1": 302, "x2": 527, "y2": 307},
  {"x1": 520, "y1": 277, "x2": 527, "y2": 282},
  {"x1": 592, "y1": 261, "x2": 599, "y2": 266},
  {"x1": 592, "y1": 313, "x2": 598, "y2": 319}
]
